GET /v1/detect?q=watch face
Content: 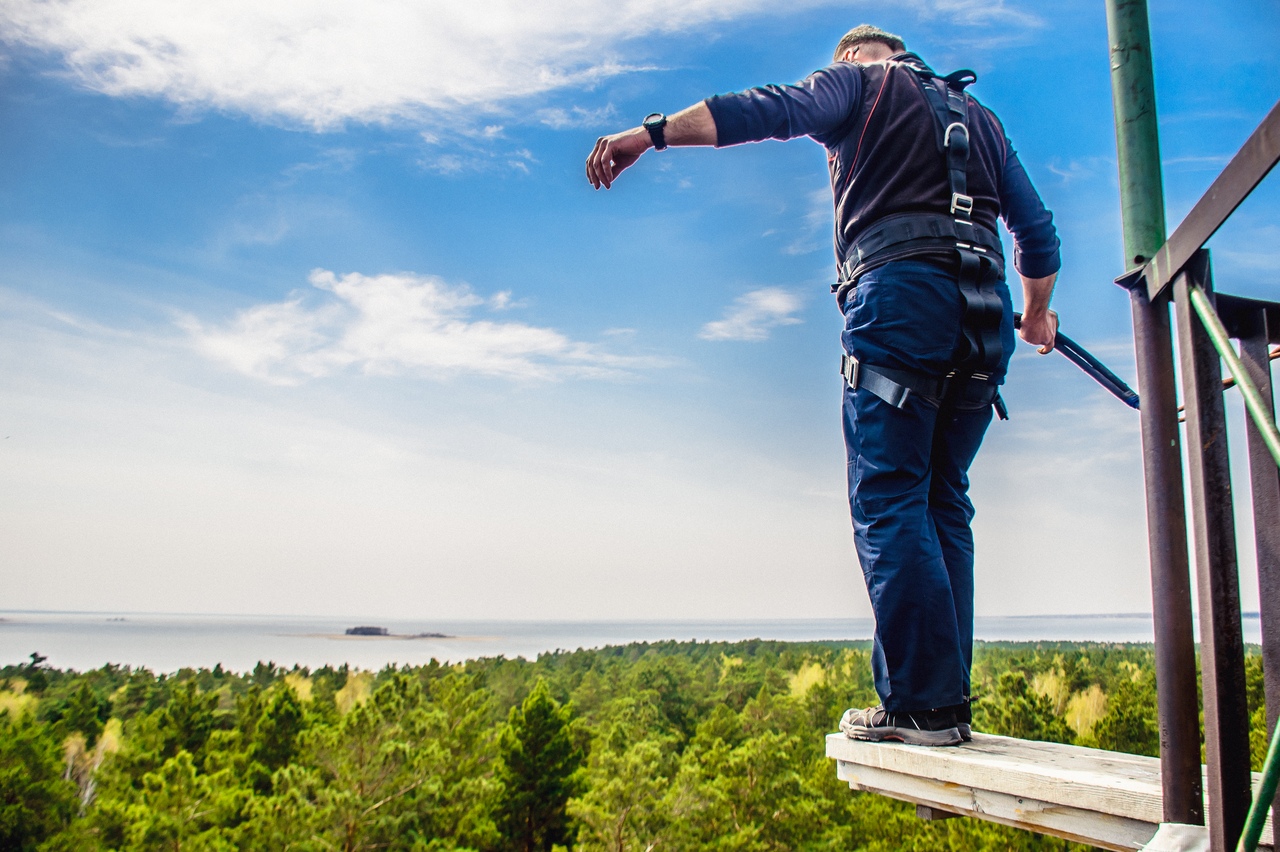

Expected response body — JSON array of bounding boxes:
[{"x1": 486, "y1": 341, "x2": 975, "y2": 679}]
[{"x1": 643, "y1": 113, "x2": 666, "y2": 129}]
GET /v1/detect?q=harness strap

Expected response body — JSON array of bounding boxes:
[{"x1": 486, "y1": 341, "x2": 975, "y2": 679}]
[
  {"x1": 840, "y1": 212, "x2": 1003, "y2": 283},
  {"x1": 841, "y1": 353, "x2": 1007, "y2": 419},
  {"x1": 912, "y1": 65, "x2": 1003, "y2": 374}
]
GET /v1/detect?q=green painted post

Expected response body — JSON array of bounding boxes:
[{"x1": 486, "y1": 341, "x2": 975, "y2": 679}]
[
  {"x1": 1104, "y1": 0, "x2": 1203, "y2": 827},
  {"x1": 1106, "y1": 0, "x2": 1166, "y2": 268}
]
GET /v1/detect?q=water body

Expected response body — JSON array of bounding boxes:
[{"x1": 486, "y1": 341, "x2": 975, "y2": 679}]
[{"x1": 0, "y1": 611, "x2": 1263, "y2": 674}]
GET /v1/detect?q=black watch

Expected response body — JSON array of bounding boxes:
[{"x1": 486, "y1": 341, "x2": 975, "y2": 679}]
[{"x1": 642, "y1": 113, "x2": 668, "y2": 150}]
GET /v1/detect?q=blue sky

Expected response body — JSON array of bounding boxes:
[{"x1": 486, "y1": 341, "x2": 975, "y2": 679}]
[{"x1": 2, "y1": 0, "x2": 1277, "y2": 621}]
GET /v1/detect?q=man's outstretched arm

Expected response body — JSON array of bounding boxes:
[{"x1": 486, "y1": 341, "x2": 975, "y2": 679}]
[{"x1": 586, "y1": 103, "x2": 717, "y2": 190}]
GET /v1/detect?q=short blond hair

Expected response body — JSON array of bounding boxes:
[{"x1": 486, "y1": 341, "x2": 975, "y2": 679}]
[{"x1": 833, "y1": 25, "x2": 905, "y2": 61}]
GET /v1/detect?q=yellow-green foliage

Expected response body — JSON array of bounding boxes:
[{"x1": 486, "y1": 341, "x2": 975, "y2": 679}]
[
  {"x1": 283, "y1": 672, "x2": 313, "y2": 702},
  {"x1": 789, "y1": 661, "x2": 826, "y2": 697},
  {"x1": 335, "y1": 670, "x2": 373, "y2": 714},
  {"x1": 1119, "y1": 660, "x2": 1144, "y2": 682},
  {"x1": 718, "y1": 654, "x2": 744, "y2": 682},
  {"x1": 100, "y1": 718, "x2": 123, "y2": 755},
  {"x1": 0, "y1": 678, "x2": 36, "y2": 719},
  {"x1": 1065, "y1": 684, "x2": 1108, "y2": 737},
  {"x1": 6, "y1": 639, "x2": 1141, "y2": 852},
  {"x1": 1031, "y1": 668, "x2": 1071, "y2": 715},
  {"x1": 834, "y1": 648, "x2": 864, "y2": 679}
]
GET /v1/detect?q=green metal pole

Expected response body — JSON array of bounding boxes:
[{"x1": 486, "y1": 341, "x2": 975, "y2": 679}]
[
  {"x1": 1104, "y1": 0, "x2": 1203, "y2": 827},
  {"x1": 1188, "y1": 286, "x2": 1280, "y2": 469},
  {"x1": 1106, "y1": 0, "x2": 1166, "y2": 267},
  {"x1": 1237, "y1": 720, "x2": 1280, "y2": 852}
]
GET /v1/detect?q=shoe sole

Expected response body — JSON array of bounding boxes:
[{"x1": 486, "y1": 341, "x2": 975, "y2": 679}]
[{"x1": 846, "y1": 724, "x2": 962, "y2": 747}]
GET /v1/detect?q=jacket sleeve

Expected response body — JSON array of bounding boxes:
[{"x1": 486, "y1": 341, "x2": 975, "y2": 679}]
[
  {"x1": 999, "y1": 140, "x2": 1062, "y2": 279},
  {"x1": 705, "y1": 63, "x2": 863, "y2": 149}
]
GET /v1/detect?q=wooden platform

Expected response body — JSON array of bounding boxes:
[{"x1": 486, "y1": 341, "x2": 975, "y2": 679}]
[{"x1": 827, "y1": 732, "x2": 1274, "y2": 851}]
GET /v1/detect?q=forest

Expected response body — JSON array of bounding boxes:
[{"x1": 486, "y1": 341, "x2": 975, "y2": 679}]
[{"x1": 1, "y1": 639, "x2": 1271, "y2": 851}]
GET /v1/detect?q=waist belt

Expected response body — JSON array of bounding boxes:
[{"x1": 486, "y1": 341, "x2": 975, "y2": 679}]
[
  {"x1": 841, "y1": 352, "x2": 1008, "y2": 419},
  {"x1": 839, "y1": 212, "x2": 1004, "y2": 285}
]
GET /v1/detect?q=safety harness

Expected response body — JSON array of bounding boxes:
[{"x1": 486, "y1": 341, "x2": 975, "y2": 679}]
[{"x1": 838, "y1": 59, "x2": 1007, "y2": 418}]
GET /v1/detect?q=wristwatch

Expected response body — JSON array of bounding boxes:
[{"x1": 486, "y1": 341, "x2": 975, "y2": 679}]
[{"x1": 642, "y1": 113, "x2": 668, "y2": 150}]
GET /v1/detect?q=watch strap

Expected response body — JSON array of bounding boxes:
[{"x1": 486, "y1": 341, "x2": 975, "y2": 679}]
[{"x1": 643, "y1": 113, "x2": 668, "y2": 150}]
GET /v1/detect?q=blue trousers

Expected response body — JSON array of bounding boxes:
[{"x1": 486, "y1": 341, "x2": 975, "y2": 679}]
[{"x1": 841, "y1": 258, "x2": 1014, "y2": 712}]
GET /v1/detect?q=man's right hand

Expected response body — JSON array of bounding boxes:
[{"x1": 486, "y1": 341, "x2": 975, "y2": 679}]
[
  {"x1": 586, "y1": 128, "x2": 652, "y2": 190},
  {"x1": 1019, "y1": 308, "x2": 1059, "y2": 355}
]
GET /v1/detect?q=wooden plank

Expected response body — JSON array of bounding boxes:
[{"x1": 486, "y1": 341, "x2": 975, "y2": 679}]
[
  {"x1": 834, "y1": 756, "x2": 1157, "y2": 850},
  {"x1": 828, "y1": 732, "x2": 1162, "y2": 822},
  {"x1": 826, "y1": 733, "x2": 1274, "y2": 850}
]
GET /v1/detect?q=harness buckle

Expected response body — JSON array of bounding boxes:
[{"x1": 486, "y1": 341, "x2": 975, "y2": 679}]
[
  {"x1": 840, "y1": 353, "x2": 860, "y2": 388},
  {"x1": 950, "y1": 192, "x2": 974, "y2": 215},
  {"x1": 944, "y1": 122, "x2": 968, "y2": 148}
]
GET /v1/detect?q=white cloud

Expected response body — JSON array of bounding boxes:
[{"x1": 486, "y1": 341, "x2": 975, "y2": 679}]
[
  {"x1": 0, "y1": 0, "x2": 816, "y2": 129},
  {"x1": 698, "y1": 287, "x2": 803, "y2": 342},
  {"x1": 183, "y1": 269, "x2": 658, "y2": 383},
  {"x1": 0, "y1": 0, "x2": 1042, "y2": 130}
]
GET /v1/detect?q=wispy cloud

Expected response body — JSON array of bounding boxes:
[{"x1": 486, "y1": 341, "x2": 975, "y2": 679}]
[
  {"x1": 182, "y1": 269, "x2": 660, "y2": 383},
  {"x1": 0, "y1": 0, "x2": 1044, "y2": 130},
  {"x1": 417, "y1": 128, "x2": 538, "y2": 175},
  {"x1": 698, "y1": 287, "x2": 803, "y2": 342},
  {"x1": 536, "y1": 105, "x2": 620, "y2": 130},
  {"x1": 783, "y1": 188, "x2": 833, "y2": 255},
  {"x1": 1163, "y1": 154, "x2": 1232, "y2": 172},
  {"x1": 1045, "y1": 155, "x2": 1114, "y2": 186},
  {"x1": 924, "y1": 0, "x2": 1042, "y2": 28}
]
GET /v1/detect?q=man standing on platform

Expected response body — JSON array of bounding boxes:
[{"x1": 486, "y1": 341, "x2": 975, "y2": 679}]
[{"x1": 586, "y1": 25, "x2": 1061, "y2": 746}]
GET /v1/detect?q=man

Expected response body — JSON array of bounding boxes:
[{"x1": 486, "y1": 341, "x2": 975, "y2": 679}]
[{"x1": 586, "y1": 25, "x2": 1060, "y2": 746}]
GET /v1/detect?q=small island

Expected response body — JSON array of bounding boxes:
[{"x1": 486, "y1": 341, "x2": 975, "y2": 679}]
[
  {"x1": 341, "y1": 626, "x2": 454, "y2": 639},
  {"x1": 345, "y1": 626, "x2": 389, "y2": 636}
]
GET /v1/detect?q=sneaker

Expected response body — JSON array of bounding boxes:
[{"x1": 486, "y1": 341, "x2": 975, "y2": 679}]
[
  {"x1": 944, "y1": 700, "x2": 973, "y2": 741},
  {"x1": 839, "y1": 705, "x2": 962, "y2": 747}
]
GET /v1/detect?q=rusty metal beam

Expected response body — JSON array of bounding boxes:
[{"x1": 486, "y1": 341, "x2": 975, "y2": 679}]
[
  {"x1": 1144, "y1": 100, "x2": 1280, "y2": 301},
  {"x1": 1119, "y1": 274, "x2": 1204, "y2": 825},
  {"x1": 1173, "y1": 250, "x2": 1252, "y2": 851}
]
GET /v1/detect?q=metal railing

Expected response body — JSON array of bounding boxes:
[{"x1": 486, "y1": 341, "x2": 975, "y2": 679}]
[{"x1": 1107, "y1": 11, "x2": 1280, "y2": 843}]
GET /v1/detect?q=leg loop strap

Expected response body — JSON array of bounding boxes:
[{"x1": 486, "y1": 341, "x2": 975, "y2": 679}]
[{"x1": 841, "y1": 353, "x2": 1007, "y2": 419}]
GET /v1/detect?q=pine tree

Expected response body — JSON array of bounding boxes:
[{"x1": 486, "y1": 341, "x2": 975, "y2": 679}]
[{"x1": 497, "y1": 679, "x2": 585, "y2": 852}]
